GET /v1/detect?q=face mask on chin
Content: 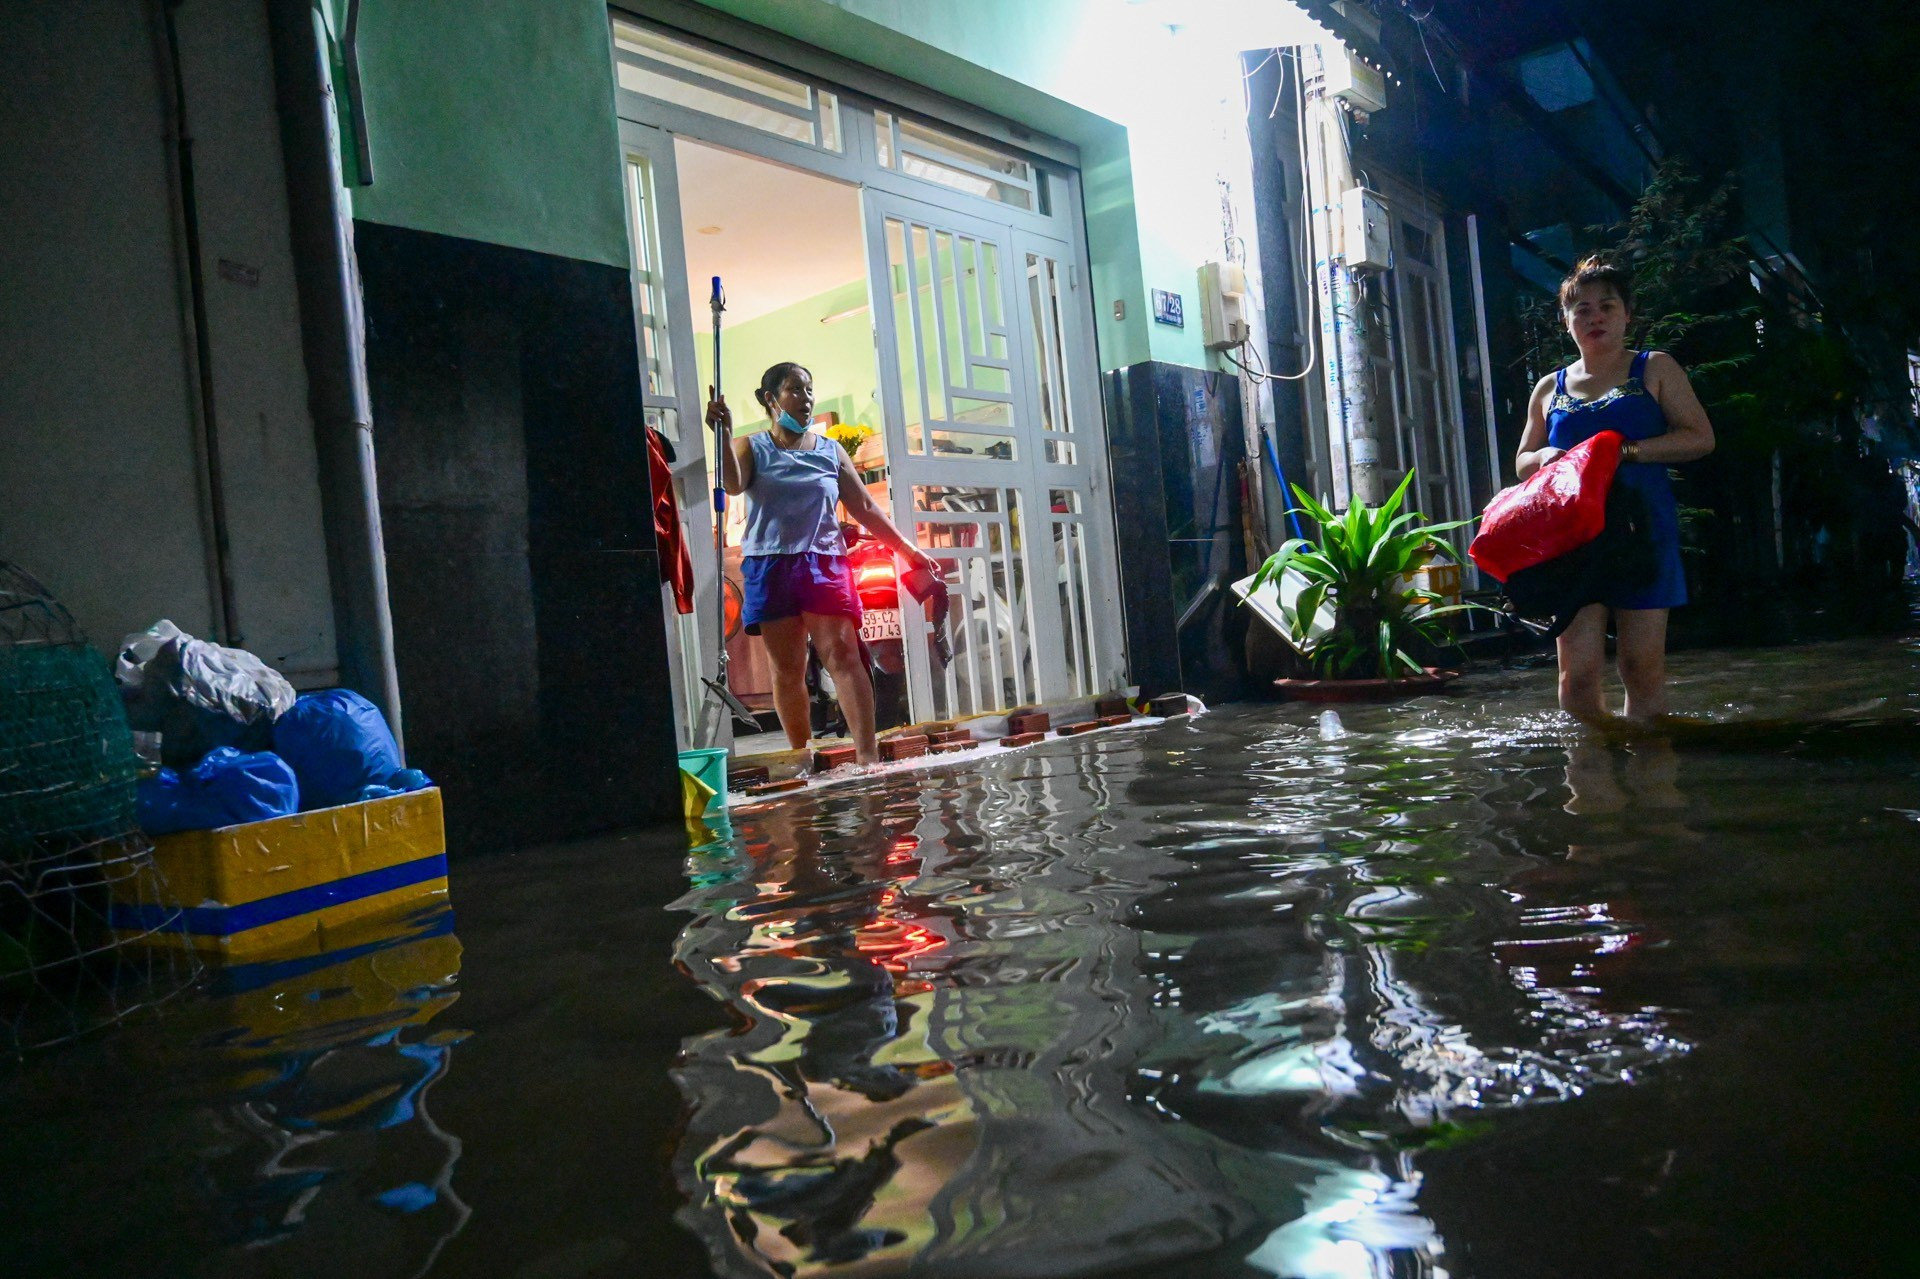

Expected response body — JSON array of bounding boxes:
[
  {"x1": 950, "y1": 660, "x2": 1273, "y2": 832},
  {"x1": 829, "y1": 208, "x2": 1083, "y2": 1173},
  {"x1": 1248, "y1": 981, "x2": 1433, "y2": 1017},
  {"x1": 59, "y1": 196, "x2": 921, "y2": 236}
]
[{"x1": 777, "y1": 409, "x2": 807, "y2": 435}]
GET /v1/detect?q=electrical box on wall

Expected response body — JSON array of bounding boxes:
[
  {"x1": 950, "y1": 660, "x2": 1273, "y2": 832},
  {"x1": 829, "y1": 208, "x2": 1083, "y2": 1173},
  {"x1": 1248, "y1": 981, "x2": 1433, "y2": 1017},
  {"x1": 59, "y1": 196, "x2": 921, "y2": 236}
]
[
  {"x1": 1197, "y1": 261, "x2": 1250, "y2": 351},
  {"x1": 1340, "y1": 187, "x2": 1392, "y2": 271},
  {"x1": 1323, "y1": 48, "x2": 1388, "y2": 113}
]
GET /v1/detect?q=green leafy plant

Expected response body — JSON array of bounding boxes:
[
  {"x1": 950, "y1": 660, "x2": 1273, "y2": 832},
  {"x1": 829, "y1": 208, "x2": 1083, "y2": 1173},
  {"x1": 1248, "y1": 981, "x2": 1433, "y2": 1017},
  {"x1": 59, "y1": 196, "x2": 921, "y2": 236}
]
[{"x1": 1249, "y1": 471, "x2": 1480, "y2": 679}]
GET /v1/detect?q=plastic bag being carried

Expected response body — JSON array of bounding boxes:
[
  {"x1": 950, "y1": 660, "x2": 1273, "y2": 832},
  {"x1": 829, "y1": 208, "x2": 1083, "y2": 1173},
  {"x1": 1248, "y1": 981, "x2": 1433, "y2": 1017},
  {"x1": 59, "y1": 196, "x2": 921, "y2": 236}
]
[
  {"x1": 1502, "y1": 480, "x2": 1660, "y2": 639},
  {"x1": 116, "y1": 621, "x2": 295, "y2": 767},
  {"x1": 274, "y1": 689, "x2": 427, "y2": 810},
  {"x1": 136, "y1": 747, "x2": 300, "y2": 835},
  {"x1": 1468, "y1": 430, "x2": 1624, "y2": 583}
]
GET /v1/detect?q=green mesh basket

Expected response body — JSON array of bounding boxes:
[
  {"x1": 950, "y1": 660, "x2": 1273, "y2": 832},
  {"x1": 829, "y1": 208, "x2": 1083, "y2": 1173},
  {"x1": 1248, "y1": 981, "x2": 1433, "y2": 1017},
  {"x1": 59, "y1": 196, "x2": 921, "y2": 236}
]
[{"x1": 0, "y1": 645, "x2": 141, "y2": 863}]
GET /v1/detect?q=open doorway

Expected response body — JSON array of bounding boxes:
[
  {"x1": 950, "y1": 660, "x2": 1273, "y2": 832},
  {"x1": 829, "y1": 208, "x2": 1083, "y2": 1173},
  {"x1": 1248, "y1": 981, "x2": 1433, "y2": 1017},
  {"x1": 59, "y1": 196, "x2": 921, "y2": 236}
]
[
  {"x1": 675, "y1": 139, "x2": 903, "y2": 744},
  {"x1": 617, "y1": 23, "x2": 1127, "y2": 756}
]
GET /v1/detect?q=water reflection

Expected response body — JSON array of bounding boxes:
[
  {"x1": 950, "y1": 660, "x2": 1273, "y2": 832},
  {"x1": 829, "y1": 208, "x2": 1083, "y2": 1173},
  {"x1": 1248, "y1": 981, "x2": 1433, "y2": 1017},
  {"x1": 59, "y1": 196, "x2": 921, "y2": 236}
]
[
  {"x1": 196, "y1": 907, "x2": 470, "y2": 1273},
  {"x1": 672, "y1": 702, "x2": 1713, "y2": 1277}
]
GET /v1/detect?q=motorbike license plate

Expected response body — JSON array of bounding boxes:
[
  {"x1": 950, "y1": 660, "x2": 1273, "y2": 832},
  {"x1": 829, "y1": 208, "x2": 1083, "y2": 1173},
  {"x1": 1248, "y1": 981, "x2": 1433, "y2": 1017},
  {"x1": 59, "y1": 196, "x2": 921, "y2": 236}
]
[{"x1": 859, "y1": 608, "x2": 902, "y2": 642}]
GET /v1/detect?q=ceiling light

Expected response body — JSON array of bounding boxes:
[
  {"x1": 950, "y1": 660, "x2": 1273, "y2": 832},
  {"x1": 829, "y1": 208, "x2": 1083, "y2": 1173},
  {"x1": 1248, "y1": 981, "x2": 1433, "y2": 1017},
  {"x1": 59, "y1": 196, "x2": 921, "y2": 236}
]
[{"x1": 697, "y1": 225, "x2": 723, "y2": 235}]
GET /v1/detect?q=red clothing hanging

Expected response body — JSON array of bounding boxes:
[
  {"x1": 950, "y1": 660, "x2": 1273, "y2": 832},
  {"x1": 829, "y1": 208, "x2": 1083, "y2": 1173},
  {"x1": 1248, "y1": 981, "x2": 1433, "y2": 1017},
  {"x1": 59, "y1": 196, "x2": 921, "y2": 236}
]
[{"x1": 648, "y1": 427, "x2": 696, "y2": 614}]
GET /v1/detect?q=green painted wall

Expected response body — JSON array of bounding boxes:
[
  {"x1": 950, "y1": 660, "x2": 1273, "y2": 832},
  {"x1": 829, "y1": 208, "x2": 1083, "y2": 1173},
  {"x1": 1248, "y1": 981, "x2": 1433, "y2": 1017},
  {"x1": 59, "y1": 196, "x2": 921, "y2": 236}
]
[
  {"x1": 695, "y1": 279, "x2": 884, "y2": 440},
  {"x1": 345, "y1": 0, "x2": 630, "y2": 268}
]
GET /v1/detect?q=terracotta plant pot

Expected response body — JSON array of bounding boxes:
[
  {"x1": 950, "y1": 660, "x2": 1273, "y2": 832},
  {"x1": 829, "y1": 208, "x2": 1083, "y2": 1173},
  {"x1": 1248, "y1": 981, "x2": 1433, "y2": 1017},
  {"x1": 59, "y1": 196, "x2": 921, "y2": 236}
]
[{"x1": 1272, "y1": 668, "x2": 1461, "y2": 702}]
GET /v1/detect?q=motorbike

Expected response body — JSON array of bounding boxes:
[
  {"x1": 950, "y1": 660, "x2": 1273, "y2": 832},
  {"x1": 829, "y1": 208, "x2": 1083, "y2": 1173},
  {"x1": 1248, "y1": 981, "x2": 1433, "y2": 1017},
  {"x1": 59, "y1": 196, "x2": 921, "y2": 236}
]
[{"x1": 808, "y1": 526, "x2": 951, "y2": 736}]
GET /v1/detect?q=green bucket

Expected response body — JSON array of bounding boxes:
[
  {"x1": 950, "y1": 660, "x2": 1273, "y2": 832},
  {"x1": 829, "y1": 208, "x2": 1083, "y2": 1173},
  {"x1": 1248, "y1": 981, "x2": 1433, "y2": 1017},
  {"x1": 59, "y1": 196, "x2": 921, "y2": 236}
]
[{"x1": 676, "y1": 748, "x2": 729, "y2": 816}]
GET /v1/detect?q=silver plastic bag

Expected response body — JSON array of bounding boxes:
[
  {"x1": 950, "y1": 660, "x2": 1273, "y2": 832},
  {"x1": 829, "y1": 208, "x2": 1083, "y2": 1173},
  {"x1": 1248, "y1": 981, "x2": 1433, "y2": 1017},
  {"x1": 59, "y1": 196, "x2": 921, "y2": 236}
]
[{"x1": 115, "y1": 620, "x2": 295, "y2": 730}]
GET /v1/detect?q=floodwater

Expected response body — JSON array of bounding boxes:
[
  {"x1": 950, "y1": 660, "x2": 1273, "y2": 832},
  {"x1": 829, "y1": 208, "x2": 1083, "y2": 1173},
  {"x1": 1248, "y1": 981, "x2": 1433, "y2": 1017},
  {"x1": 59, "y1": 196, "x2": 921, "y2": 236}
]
[{"x1": 7, "y1": 635, "x2": 1920, "y2": 1278}]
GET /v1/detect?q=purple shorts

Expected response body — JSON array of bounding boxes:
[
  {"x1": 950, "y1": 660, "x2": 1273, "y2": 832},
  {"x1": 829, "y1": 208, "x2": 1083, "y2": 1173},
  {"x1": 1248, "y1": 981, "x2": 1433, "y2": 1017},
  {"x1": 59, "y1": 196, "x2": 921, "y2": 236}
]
[{"x1": 740, "y1": 552, "x2": 862, "y2": 634}]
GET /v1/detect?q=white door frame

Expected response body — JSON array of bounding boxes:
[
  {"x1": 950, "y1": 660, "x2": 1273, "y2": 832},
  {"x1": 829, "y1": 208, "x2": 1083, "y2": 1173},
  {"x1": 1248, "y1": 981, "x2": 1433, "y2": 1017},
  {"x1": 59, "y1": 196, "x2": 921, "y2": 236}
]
[
  {"x1": 1377, "y1": 174, "x2": 1474, "y2": 543},
  {"x1": 612, "y1": 14, "x2": 1127, "y2": 731},
  {"x1": 618, "y1": 118, "x2": 728, "y2": 750}
]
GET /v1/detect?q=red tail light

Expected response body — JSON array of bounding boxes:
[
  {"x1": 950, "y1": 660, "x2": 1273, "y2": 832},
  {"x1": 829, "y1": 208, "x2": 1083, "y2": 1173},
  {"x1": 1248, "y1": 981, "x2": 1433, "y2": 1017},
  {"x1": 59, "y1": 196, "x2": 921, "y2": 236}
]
[{"x1": 852, "y1": 552, "x2": 899, "y2": 609}]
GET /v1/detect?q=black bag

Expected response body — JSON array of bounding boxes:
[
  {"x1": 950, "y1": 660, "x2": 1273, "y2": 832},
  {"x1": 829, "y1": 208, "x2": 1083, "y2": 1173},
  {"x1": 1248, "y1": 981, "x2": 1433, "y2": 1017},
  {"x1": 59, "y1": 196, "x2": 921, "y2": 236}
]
[{"x1": 1504, "y1": 480, "x2": 1659, "y2": 639}]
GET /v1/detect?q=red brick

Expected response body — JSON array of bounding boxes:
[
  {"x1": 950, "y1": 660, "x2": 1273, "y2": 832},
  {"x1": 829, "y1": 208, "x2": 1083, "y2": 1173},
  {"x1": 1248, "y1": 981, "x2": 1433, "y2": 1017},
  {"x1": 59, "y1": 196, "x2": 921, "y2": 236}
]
[
  {"x1": 929, "y1": 740, "x2": 971, "y2": 755},
  {"x1": 811, "y1": 744, "x2": 858, "y2": 772},
  {"x1": 728, "y1": 765, "x2": 771, "y2": 789},
  {"x1": 1098, "y1": 714, "x2": 1133, "y2": 728},
  {"x1": 1147, "y1": 694, "x2": 1190, "y2": 718},
  {"x1": 999, "y1": 731, "x2": 1045, "y2": 747},
  {"x1": 879, "y1": 734, "x2": 929, "y2": 761},
  {"x1": 1008, "y1": 710, "x2": 1050, "y2": 736},
  {"x1": 1094, "y1": 695, "x2": 1131, "y2": 718},
  {"x1": 930, "y1": 728, "x2": 972, "y2": 745},
  {"x1": 1056, "y1": 720, "x2": 1099, "y2": 736},
  {"x1": 747, "y1": 778, "x2": 808, "y2": 796}
]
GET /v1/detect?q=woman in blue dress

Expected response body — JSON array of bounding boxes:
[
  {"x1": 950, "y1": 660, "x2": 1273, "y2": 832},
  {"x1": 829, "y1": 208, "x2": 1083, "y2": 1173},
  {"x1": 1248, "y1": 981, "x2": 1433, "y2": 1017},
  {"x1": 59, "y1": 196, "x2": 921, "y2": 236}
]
[
  {"x1": 1514, "y1": 259, "x2": 1716, "y2": 722},
  {"x1": 708, "y1": 362, "x2": 939, "y2": 764}
]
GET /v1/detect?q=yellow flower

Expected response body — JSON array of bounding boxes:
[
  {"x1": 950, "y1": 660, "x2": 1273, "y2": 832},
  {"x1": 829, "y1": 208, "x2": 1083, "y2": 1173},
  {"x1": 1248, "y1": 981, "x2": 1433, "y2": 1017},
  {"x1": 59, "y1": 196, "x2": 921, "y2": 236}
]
[{"x1": 826, "y1": 422, "x2": 875, "y2": 450}]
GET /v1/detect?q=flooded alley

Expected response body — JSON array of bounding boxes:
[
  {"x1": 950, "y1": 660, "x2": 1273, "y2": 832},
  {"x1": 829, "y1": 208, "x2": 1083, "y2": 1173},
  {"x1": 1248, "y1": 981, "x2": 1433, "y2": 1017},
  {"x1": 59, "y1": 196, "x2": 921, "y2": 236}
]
[{"x1": 7, "y1": 634, "x2": 1920, "y2": 1277}]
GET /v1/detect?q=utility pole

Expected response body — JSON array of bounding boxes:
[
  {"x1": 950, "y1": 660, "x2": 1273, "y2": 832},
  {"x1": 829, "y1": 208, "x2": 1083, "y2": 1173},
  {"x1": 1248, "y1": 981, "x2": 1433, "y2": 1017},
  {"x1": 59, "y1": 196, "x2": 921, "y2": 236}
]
[{"x1": 1303, "y1": 45, "x2": 1384, "y2": 507}]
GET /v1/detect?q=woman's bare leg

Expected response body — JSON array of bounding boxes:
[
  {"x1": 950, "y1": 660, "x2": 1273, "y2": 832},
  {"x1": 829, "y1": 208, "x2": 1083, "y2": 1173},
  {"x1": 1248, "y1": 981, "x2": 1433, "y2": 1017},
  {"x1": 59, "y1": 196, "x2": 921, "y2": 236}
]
[
  {"x1": 1614, "y1": 608, "x2": 1670, "y2": 721},
  {"x1": 757, "y1": 616, "x2": 813, "y2": 750},
  {"x1": 1555, "y1": 603, "x2": 1610, "y2": 722},
  {"x1": 806, "y1": 612, "x2": 877, "y2": 762}
]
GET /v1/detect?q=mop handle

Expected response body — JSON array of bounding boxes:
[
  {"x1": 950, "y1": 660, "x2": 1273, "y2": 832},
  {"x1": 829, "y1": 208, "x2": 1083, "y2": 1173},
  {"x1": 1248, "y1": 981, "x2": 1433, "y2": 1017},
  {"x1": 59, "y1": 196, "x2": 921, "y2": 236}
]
[
  {"x1": 710, "y1": 277, "x2": 728, "y2": 677},
  {"x1": 710, "y1": 276, "x2": 726, "y2": 520}
]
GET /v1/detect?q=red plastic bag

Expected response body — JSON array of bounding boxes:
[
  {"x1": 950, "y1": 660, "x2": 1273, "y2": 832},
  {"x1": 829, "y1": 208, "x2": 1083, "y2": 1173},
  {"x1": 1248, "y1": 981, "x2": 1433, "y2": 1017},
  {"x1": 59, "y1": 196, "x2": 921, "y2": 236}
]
[{"x1": 1469, "y1": 430, "x2": 1623, "y2": 582}]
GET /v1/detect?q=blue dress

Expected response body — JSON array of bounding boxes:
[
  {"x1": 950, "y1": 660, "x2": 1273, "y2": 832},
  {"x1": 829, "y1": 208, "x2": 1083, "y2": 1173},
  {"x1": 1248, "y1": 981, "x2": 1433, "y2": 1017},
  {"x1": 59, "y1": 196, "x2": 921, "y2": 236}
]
[{"x1": 1545, "y1": 350, "x2": 1687, "y2": 610}]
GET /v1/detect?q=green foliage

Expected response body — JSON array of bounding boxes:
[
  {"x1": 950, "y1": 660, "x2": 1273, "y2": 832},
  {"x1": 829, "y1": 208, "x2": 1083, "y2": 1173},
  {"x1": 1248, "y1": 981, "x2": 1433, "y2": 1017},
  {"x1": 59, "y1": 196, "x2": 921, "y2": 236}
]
[{"x1": 1248, "y1": 471, "x2": 1481, "y2": 680}]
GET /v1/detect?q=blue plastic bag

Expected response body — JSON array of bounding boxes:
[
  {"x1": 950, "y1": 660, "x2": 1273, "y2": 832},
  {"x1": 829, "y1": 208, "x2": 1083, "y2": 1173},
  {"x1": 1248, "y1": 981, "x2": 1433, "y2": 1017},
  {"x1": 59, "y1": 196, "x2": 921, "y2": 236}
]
[
  {"x1": 137, "y1": 747, "x2": 300, "y2": 835},
  {"x1": 273, "y1": 690, "x2": 423, "y2": 810},
  {"x1": 353, "y1": 769, "x2": 434, "y2": 804}
]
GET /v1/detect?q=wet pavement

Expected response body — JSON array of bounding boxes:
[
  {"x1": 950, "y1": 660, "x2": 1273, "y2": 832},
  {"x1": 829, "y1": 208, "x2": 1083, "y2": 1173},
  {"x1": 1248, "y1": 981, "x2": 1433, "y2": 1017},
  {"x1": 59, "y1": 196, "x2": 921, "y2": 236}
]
[{"x1": 6, "y1": 634, "x2": 1920, "y2": 1277}]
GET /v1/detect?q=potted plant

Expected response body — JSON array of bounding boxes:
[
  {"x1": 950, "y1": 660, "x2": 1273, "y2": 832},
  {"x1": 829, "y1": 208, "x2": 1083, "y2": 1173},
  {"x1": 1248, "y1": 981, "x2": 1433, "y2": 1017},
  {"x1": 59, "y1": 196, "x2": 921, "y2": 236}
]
[{"x1": 1246, "y1": 471, "x2": 1478, "y2": 700}]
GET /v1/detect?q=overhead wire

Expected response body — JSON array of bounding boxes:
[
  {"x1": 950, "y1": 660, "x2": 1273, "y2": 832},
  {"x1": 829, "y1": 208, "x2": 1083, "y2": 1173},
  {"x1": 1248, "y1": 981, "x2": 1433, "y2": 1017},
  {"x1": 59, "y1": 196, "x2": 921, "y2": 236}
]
[{"x1": 1404, "y1": 0, "x2": 1449, "y2": 94}]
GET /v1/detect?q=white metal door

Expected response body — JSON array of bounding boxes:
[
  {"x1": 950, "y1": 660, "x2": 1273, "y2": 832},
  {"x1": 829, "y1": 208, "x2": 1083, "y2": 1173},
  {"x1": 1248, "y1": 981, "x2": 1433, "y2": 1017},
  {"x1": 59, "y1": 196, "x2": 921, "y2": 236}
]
[
  {"x1": 1012, "y1": 228, "x2": 1125, "y2": 708},
  {"x1": 864, "y1": 189, "x2": 1121, "y2": 720},
  {"x1": 618, "y1": 119, "x2": 725, "y2": 750}
]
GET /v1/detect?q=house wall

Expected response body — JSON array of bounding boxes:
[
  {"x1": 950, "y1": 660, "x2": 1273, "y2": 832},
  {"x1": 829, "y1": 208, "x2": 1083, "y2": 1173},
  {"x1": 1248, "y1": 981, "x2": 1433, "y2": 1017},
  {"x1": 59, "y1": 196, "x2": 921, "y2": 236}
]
[
  {"x1": 330, "y1": 0, "x2": 1331, "y2": 377},
  {"x1": 0, "y1": 0, "x2": 337, "y2": 677},
  {"x1": 357, "y1": 223, "x2": 678, "y2": 850},
  {"x1": 340, "y1": 0, "x2": 632, "y2": 270}
]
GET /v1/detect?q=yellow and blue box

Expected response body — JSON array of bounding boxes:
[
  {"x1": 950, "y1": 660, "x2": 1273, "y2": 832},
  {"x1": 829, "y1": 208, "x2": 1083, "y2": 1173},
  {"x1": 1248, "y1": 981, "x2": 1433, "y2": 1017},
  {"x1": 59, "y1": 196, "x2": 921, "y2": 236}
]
[{"x1": 110, "y1": 787, "x2": 448, "y2": 960}]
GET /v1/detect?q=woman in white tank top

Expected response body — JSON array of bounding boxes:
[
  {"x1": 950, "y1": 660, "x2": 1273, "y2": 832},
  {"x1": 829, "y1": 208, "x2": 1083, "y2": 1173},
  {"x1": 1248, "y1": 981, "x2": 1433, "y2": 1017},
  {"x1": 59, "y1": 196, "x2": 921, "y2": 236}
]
[{"x1": 708, "y1": 362, "x2": 939, "y2": 764}]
